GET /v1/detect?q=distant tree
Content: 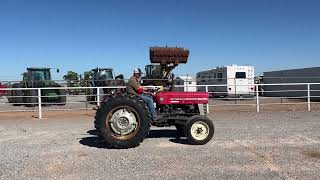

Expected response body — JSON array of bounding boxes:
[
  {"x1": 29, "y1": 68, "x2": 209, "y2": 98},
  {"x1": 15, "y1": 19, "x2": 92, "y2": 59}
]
[
  {"x1": 63, "y1": 71, "x2": 81, "y2": 94},
  {"x1": 80, "y1": 71, "x2": 92, "y2": 87},
  {"x1": 83, "y1": 71, "x2": 92, "y2": 81},
  {"x1": 63, "y1": 71, "x2": 79, "y2": 81}
]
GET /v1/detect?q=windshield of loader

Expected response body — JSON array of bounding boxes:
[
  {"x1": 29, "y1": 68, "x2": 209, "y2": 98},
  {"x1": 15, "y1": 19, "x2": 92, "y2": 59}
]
[
  {"x1": 145, "y1": 65, "x2": 162, "y2": 78},
  {"x1": 145, "y1": 65, "x2": 153, "y2": 78},
  {"x1": 96, "y1": 69, "x2": 113, "y2": 80},
  {"x1": 31, "y1": 70, "x2": 51, "y2": 81}
]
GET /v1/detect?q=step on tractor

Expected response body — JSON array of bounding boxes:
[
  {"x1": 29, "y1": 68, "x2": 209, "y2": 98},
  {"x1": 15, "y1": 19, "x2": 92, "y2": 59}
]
[
  {"x1": 94, "y1": 47, "x2": 214, "y2": 149},
  {"x1": 85, "y1": 68, "x2": 124, "y2": 103},
  {"x1": 7, "y1": 67, "x2": 66, "y2": 106}
]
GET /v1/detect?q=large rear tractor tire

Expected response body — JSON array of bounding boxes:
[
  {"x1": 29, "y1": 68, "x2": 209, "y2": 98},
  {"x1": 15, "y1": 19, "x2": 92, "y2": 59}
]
[
  {"x1": 86, "y1": 83, "x2": 96, "y2": 104},
  {"x1": 57, "y1": 89, "x2": 67, "y2": 106},
  {"x1": 24, "y1": 89, "x2": 38, "y2": 107},
  {"x1": 94, "y1": 94, "x2": 151, "y2": 149},
  {"x1": 6, "y1": 91, "x2": 13, "y2": 103},
  {"x1": 185, "y1": 115, "x2": 214, "y2": 145},
  {"x1": 13, "y1": 90, "x2": 23, "y2": 106},
  {"x1": 7, "y1": 83, "x2": 23, "y2": 106}
]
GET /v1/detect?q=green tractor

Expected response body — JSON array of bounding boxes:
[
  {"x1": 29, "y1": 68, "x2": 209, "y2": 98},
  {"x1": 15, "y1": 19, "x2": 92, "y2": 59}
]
[
  {"x1": 85, "y1": 68, "x2": 124, "y2": 103},
  {"x1": 7, "y1": 67, "x2": 66, "y2": 106}
]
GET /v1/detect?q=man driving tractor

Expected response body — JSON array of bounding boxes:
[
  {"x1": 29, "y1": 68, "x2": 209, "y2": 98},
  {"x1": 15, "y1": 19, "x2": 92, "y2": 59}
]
[
  {"x1": 94, "y1": 47, "x2": 214, "y2": 149},
  {"x1": 126, "y1": 68, "x2": 162, "y2": 122}
]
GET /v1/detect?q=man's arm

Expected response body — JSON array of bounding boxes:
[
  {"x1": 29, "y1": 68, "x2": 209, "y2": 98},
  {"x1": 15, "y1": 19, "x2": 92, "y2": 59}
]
[
  {"x1": 129, "y1": 77, "x2": 154, "y2": 95},
  {"x1": 128, "y1": 77, "x2": 144, "y2": 94},
  {"x1": 128, "y1": 77, "x2": 140, "y2": 91}
]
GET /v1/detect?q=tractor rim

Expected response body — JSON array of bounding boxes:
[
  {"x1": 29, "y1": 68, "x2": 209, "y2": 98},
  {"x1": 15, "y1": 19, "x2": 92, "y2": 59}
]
[
  {"x1": 190, "y1": 121, "x2": 209, "y2": 141},
  {"x1": 107, "y1": 106, "x2": 140, "y2": 140}
]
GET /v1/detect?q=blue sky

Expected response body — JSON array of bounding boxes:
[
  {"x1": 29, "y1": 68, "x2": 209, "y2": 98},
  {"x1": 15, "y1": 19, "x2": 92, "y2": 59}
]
[{"x1": 0, "y1": 0, "x2": 319, "y2": 80}]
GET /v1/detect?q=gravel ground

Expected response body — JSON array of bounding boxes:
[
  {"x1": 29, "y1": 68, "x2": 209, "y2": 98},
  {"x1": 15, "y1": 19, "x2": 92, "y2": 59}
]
[{"x1": 0, "y1": 111, "x2": 319, "y2": 179}]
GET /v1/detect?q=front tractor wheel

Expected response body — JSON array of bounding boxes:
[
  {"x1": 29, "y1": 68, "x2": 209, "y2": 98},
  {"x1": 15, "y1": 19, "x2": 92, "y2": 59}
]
[
  {"x1": 95, "y1": 94, "x2": 151, "y2": 149},
  {"x1": 185, "y1": 115, "x2": 214, "y2": 145}
]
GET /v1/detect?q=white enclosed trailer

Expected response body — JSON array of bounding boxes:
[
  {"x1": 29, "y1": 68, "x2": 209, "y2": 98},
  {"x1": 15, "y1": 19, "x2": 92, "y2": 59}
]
[{"x1": 196, "y1": 65, "x2": 255, "y2": 97}]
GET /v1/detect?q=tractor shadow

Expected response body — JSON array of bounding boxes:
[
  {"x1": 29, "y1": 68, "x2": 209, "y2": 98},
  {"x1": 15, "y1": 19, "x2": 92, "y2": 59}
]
[
  {"x1": 78, "y1": 130, "x2": 107, "y2": 148},
  {"x1": 79, "y1": 129, "x2": 189, "y2": 149},
  {"x1": 148, "y1": 129, "x2": 190, "y2": 145}
]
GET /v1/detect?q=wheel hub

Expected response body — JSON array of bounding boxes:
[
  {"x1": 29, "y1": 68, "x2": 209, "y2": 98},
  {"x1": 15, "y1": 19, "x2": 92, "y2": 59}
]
[
  {"x1": 196, "y1": 127, "x2": 203, "y2": 134},
  {"x1": 190, "y1": 122, "x2": 209, "y2": 141},
  {"x1": 109, "y1": 108, "x2": 137, "y2": 135}
]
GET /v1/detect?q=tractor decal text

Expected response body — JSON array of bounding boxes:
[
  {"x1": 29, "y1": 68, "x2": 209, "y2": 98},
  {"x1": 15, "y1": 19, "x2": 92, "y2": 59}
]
[{"x1": 170, "y1": 98, "x2": 208, "y2": 101}]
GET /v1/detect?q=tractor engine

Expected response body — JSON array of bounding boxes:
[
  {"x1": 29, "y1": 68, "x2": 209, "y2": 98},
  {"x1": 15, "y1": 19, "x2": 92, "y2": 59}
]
[
  {"x1": 157, "y1": 104, "x2": 198, "y2": 115},
  {"x1": 154, "y1": 91, "x2": 209, "y2": 116}
]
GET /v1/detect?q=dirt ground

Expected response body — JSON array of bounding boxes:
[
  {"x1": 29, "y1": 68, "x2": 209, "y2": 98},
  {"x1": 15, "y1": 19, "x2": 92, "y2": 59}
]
[{"x1": 0, "y1": 111, "x2": 319, "y2": 179}]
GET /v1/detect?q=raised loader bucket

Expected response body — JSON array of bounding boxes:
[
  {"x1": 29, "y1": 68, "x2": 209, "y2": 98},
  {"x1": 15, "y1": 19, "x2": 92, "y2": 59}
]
[{"x1": 150, "y1": 47, "x2": 189, "y2": 65}]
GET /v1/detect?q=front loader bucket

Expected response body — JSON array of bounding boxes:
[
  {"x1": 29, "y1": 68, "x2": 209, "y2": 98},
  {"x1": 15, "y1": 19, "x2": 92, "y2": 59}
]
[{"x1": 150, "y1": 47, "x2": 189, "y2": 64}]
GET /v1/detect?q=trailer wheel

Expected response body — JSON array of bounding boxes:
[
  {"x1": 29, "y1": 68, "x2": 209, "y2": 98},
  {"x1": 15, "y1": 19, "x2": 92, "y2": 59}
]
[
  {"x1": 95, "y1": 94, "x2": 151, "y2": 148},
  {"x1": 185, "y1": 115, "x2": 214, "y2": 145}
]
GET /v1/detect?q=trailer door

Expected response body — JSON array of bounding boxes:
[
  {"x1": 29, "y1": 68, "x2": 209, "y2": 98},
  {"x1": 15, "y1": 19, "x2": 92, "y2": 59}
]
[{"x1": 235, "y1": 72, "x2": 248, "y2": 95}]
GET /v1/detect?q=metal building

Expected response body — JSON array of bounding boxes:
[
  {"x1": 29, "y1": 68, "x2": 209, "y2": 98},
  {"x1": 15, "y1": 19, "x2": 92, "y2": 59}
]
[{"x1": 263, "y1": 67, "x2": 320, "y2": 98}]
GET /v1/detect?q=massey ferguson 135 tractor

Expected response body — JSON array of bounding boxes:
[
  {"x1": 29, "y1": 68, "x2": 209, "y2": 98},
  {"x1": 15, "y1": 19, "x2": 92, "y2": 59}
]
[{"x1": 94, "y1": 47, "x2": 214, "y2": 148}]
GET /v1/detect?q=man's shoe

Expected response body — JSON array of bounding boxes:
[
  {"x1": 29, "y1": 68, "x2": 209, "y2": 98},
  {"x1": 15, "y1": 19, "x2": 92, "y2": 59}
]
[{"x1": 152, "y1": 115, "x2": 166, "y2": 123}]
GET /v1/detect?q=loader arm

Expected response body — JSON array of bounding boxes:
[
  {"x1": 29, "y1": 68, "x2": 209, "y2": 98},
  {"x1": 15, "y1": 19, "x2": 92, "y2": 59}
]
[{"x1": 143, "y1": 47, "x2": 189, "y2": 88}]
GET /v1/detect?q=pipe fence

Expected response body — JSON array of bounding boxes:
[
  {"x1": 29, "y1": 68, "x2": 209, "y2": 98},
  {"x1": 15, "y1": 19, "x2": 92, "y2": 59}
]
[{"x1": 1, "y1": 83, "x2": 320, "y2": 119}]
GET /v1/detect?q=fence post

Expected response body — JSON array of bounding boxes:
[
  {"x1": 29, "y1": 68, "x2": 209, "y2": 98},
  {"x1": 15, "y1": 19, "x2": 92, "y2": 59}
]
[
  {"x1": 307, "y1": 83, "x2": 311, "y2": 111},
  {"x1": 205, "y1": 85, "x2": 210, "y2": 114},
  {"x1": 186, "y1": 74, "x2": 188, "y2": 92},
  {"x1": 37, "y1": 88, "x2": 42, "y2": 119},
  {"x1": 97, "y1": 87, "x2": 100, "y2": 107},
  {"x1": 256, "y1": 84, "x2": 260, "y2": 113}
]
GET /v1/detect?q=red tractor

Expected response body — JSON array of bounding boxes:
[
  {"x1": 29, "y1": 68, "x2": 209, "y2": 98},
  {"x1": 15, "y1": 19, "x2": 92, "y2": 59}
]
[{"x1": 94, "y1": 47, "x2": 214, "y2": 148}]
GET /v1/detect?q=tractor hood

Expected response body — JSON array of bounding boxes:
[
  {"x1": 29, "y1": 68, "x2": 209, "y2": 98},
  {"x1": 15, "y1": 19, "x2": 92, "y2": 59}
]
[
  {"x1": 33, "y1": 80, "x2": 61, "y2": 87},
  {"x1": 155, "y1": 91, "x2": 209, "y2": 105}
]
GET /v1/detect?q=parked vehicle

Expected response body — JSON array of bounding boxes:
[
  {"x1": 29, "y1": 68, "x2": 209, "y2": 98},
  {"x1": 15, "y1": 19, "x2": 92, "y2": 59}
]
[
  {"x1": 196, "y1": 65, "x2": 255, "y2": 97},
  {"x1": 7, "y1": 67, "x2": 66, "y2": 106},
  {"x1": 0, "y1": 82, "x2": 7, "y2": 97},
  {"x1": 85, "y1": 68, "x2": 124, "y2": 103}
]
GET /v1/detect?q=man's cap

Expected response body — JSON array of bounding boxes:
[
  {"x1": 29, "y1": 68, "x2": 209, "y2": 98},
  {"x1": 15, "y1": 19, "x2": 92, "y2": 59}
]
[{"x1": 133, "y1": 68, "x2": 143, "y2": 74}]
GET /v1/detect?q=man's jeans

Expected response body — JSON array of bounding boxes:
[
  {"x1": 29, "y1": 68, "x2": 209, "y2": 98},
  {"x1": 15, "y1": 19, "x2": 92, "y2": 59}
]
[{"x1": 139, "y1": 95, "x2": 156, "y2": 117}]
